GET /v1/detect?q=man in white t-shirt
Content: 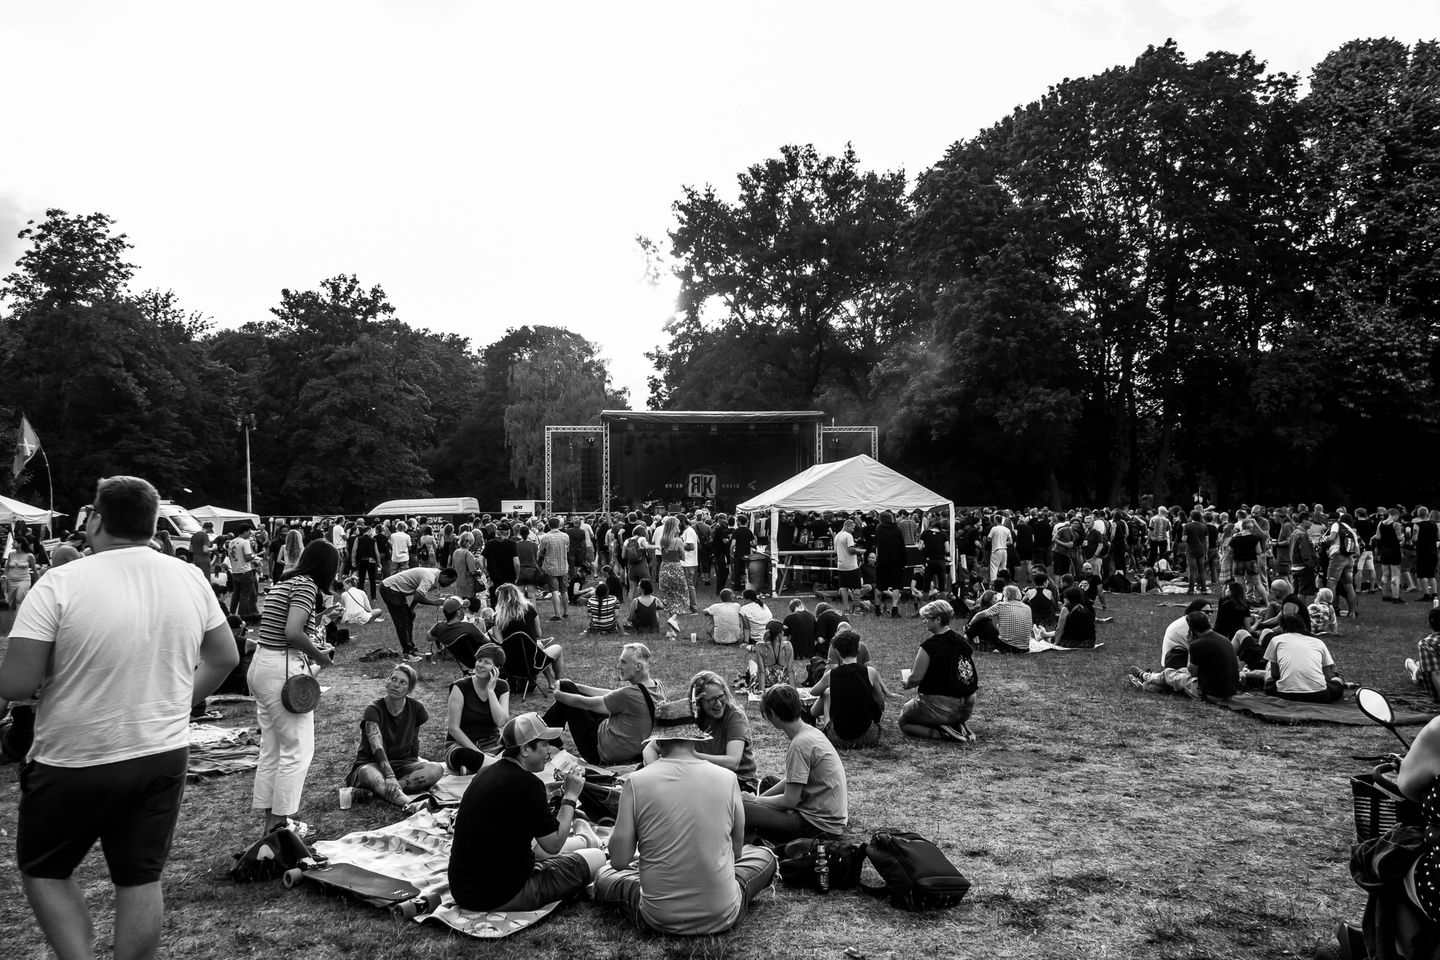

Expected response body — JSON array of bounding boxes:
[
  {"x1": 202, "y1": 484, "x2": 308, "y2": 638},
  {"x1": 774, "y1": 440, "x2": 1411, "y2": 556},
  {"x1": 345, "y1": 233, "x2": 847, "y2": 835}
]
[
  {"x1": 0, "y1": 476, "x2": 238, "y2": 960},
  {"x1": 595, "y1": 699, "x2": 776, "y2": 935},
  {"x1": 380, "y1": 565, "x2": 457, "y2": 660},
  {"x1": 834, "y1": 519, "x2": 860, "y2": 612},
  {"x1": 226, "y1": 527, "x2": 260, "y2": 618},
  {"x1": 1263, "y1": 622, "x2": 1342, "y2": 702},
  {"x1": 681, "y1": 518, "x2": 700, "y2": 613},
  {"x1": 703, "y1": 589, "x2": 745, "y2": 645},
  {"x1": 986, "y1": 517, "x2": 1013, "y2": 585},
  {"x1": 390, "y1": 520, "x2": 412, "y2": 570}
]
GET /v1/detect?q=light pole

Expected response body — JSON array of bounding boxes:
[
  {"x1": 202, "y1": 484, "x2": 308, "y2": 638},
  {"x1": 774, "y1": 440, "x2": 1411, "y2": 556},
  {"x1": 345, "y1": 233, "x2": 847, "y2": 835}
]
[{"x1": 236, "y1": 414, "x2": 256, "y2": 514}]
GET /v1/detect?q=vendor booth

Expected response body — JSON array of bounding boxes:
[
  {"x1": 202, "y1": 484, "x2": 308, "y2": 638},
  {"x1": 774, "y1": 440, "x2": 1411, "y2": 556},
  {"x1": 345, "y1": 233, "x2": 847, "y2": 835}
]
[
  {"x1": 0, "y1": 494, "x2": 59, "y2": 526},
  {"x1": 735, "y1": 455, "x2": 955, "y2": 595}
]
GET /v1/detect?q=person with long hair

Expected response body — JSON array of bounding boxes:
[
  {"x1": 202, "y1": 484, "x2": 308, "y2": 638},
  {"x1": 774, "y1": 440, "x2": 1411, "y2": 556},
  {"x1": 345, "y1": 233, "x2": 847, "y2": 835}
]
[
  {"x1": 278, "y1": 528, "x2": 305, "y2": 575},
  {"x1": 492, "y1": 583, "x2": 566, "y2": 684},
  {"x1": 249, "y1": 539, "x2": 337, "y2": 834},
  {"x1": 450, "y1": 531, "x2": 481, "y2": 601},
  {"x1": 656, "y1": 516, "x2": 688, "y2": 634},
  {"x1": 684, "y1": 670, "x2": 758, "y2": 793},
  {"x1": 747, "y1": 619, "x2": 794, "y2": 691},
  {"x1": 2, "y1": 537, "x2": 38, "y2": 613}
]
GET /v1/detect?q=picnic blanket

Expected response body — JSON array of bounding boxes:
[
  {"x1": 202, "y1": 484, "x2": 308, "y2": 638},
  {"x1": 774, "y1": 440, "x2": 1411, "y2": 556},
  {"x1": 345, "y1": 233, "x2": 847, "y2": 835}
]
[
  {"x1": 187, "y1": 724, "x2": 260, "y2": 781},
  {"x1": 312, "y1": 806, "x2": 606, "y2": 938},
  {"x1": 1209, "y1": 692, "x2": 1439, "y2": 726},
  {"x1": 1029, "y1": 638, "x2": 1105, "y2": 653}
]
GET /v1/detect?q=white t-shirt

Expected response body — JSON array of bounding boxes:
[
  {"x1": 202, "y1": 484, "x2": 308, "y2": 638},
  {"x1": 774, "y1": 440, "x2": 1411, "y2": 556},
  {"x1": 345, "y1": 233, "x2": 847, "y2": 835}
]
[
  {"x1": 834, "y1": 530, "x2": 858, "y2": 571},
  {"x1": 10, "y1": 547, "x2": 227, "y2": 766},
  {"x1": 1263, "y1": 632, "x2": 1335, "y2": 694},
  {"x1": 1160, "y1": 616, "x2": 1190, "y2": 667},
  {"x1": 389, "y1": 531, "x2": 411, "y2": 562},
  {"x1": 704, "y1": 601, "x2": 744, "y2": 645},
  {"x1": 226, "y1": 536, "x2": 255, "y2": 574},
  {"x1": 681, "y1": 526, "x2": 700, "y2": 569},
  {"x1": 987, "y1": 524, "x2": 1012, "y2": 553},
  {"x1": 330, "y1": 524, "x2": 346, "y2": 549},
  {"x1": 739, "y1": 601, "x2": 771, "y2": 643},
  {"x1": 339, "y1": 586, "x2": 374, "y2": 623}
]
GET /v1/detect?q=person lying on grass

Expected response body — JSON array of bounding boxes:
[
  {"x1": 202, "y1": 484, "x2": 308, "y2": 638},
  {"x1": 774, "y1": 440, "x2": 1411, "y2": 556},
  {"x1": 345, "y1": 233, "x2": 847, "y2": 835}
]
[
  {"x1": 344, "y1": 663, "x2": 445, "y2": 808},
  {"x1": 448, "y1": 713, "x2": 604, "y2": 914},
  {"x1": 900, "y1": 601, "x2": 977, "y2": 742},
  {"x1": 741, "y1": 684, "x2": 848, "y2": 846},
  {"x1": 541, "y1": 642, "x2": 664, "y2": 766},
  {"x1": 444, "y1": 643, "x2": 509, "y2": 774}
]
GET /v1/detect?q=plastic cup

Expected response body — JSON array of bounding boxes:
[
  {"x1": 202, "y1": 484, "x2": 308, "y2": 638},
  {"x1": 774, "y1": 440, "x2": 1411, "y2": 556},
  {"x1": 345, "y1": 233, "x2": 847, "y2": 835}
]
[{"x1": 338, "y1": 786, "x2": 354, "y2": 810}]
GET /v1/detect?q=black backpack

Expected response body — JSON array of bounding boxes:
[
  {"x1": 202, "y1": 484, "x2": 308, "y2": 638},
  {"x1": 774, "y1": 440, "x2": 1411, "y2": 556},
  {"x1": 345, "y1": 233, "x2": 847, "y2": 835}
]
[
  {"x1": 778, "y1": 837, "x2": 868, "y2": 893},
  {"x1": 859, "y1": 829, "x2": 971, "y2": 910},
  {"x1": 229, "y1": 827, "x2": 319, "y2": 882}
]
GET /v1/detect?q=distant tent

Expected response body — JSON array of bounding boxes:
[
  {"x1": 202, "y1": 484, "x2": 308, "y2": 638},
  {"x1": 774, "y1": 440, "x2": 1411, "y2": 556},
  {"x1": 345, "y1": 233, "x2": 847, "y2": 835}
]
[
  {"x1": 189, "y1": 505, "x2": 262, "y2": 532},
  {"x1": 0, "y1": 493, "x2": 60, "y2": 525},
  {"x1": 736, "y1": 455, "x2": 956, "y2": 592}
]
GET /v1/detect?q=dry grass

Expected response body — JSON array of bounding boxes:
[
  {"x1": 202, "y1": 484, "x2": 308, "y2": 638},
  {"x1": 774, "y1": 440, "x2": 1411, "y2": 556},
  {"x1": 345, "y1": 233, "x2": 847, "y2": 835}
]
[{"x1": 1, "y1": 586, "x2": 1433, "y2": 959}]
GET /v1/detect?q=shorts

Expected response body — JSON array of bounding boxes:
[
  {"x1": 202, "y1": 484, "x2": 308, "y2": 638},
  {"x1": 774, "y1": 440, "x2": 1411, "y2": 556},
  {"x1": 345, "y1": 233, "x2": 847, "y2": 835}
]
[
  {"x1": 544, "y1": 572, "x2": 569, "y2": 594},
  {"x1": 837, "y1": 569, "x2": 861, "y2": 589},
  {"x1": 18, "y1": 746, "x2": 188, "y2": 884},
  {"x1": 876, "y1": 566, "x2": 905, "y2": 591},
  {"x1": 345, "y1": 757, "x2": 433, "y2": 787},
  {"x1": 517, "y1": 567, "x2": 543, "y2": 586},
  {"x1": 1418, "y1": 555, "x2": 1438, "y2": 579},
  {"x1": 1326, "y1": 553, "x2": 1353, "y2": 583},
  {"x1": 453, "y1": 851, "x2": 593, "y2": 913},
  {"x1": 900, "y1": 693, "x2": 975, "y2": 729},
  {"x1": 823, "y1": 721, "x2": 880, "y2": 750}
]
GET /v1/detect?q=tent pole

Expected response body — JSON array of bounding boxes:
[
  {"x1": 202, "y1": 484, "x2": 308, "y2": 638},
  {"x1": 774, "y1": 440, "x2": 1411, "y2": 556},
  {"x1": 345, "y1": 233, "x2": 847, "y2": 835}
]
[
  {"x1": 41, "y1": 447, "x2": 54, "y2": 519},
  {"x1": 947, "y1": 501, "x2": 956, "y2": 594},
  {"x1": 770, "y1": 507, "x2": 780, "y2": 596}
]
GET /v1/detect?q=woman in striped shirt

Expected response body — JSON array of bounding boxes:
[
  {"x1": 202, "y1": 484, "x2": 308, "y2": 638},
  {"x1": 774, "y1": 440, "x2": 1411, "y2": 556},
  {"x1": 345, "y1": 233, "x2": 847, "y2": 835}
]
[{"x1": 248, "y1": 540, "x2": 338, "y2": 835}]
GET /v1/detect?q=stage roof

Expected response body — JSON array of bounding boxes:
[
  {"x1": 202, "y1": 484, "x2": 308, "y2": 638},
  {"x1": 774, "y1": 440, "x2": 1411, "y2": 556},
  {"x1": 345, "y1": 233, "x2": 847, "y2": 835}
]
[{"x1": 600, "y1": 410, "x2": 825, "y2": 425}]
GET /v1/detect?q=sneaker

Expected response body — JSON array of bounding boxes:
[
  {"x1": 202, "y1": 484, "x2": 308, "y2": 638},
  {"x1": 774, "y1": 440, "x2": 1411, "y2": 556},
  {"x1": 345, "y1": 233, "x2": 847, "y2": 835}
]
[
  {"x1": 283, "y1": 819, "x2": 311, "y2": 838},
  {"x1": 938, "y1": 724, "x2": 968, "y2": 743},
  {"x1": 1407, "y1": 658, "x2": 1420, "y2": 683},
  {"x1": 1125, "y1": 665, "x2": 1145, "y2": 689}
]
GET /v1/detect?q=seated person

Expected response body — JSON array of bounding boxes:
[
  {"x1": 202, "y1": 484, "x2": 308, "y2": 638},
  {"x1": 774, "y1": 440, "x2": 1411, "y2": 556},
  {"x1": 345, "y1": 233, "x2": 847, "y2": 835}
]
[
  {"x1": 825, "y1": 630, "x2": 872, "y2": 669},
  {"x1": 1160, "y1": 598, "x2": 1213, "y2": 669},
  {"x1": 747, "y1": 619, "x2": 794, "y2": 691},
  {"x1": 967, "y1": 585, "x2": 1033, "y2": 653},
  {"x1": 685, "y1": 670, "x2": 758, "y2": 793},
  {"x1": 1142, "y1": 567, "x2": 1163, "y2": 593},
  {"x1": 1213, "y1": 581, "x2": 1254, "y2": 639},
  {"x1": 1048, "y1": 587, "x2": 1097, "y2": 648},
  {"x1": 900, "y1": 601, "x2": 978, "y2": 742},
  {"x1": 595, "y1": 700, "x2": 777, "y2": 935},
  {"x1": 448, "y1": 713, "x2": 605, "y2": 912},
  {"x1": 213, "y1": 614, "x2": 257, "y2": 696},
  {"x1": 809, "y1": 629, "x2": 885, "y2": 749},
  {"x1": 1263, "y1": 614, "x2": 1344, "y2": 703},
  {"x1": 1023, "y1": 572, "x2": 1059, "y2": 629},
  {"x1": 703, "y1": 588, "x2": 745, "y2": 645},
  {"x1": 445, "y1": 643, "x2": 510, "y2": 774},
  {"x1": 1076, "y1": 562, "x2": 1107, "y2": 611},
  {"x1": 345, "y1": 663, "x2": 446, "y2": 807},
  {"x1": 430, "y1": 596, "x2": 488, "y2": 671},
  {"x1": 335, "y1": 575, "x2": 384, "y2": 624},
  {"x1": 738, "y1": 589, "x2": 771, "y2": 645},
  {"x1": 1128, "y1": 611, "x2": 1242, "y2": 700},
  {"x1": 813, "y1": 601, "x2": 844, "y2": 657},
  {"x1": 541, "y1": 643, "x2": 663, "y2": 766},
  {"x1": 782, "y1": 599, "x2": 818, "y2": 659},
  {"x1": 741, "y1": 685, "x2": 848, "y2": 845},
  {"x1": 492, "y1": 584, "x2": 566, "y2": 687},
  {"x1": 627, "y1": 579, "x2": 663, "y2": 633},
  {"x1": 1308, "y1": 587, "x2": 1340, "y2": 635},
  {"x1": 583, "y1": 583, "x2": 623, "y2": 634},
  {"x1": 1405, "y1": 607, "x2": 1440, "y2": 702}
]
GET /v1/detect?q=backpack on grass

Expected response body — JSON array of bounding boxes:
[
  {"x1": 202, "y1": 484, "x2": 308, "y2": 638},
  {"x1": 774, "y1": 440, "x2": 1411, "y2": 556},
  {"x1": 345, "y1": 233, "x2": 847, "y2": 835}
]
[
  {"x1": 859, "y1": 829, "x2": 971, "y2": 910},
  {"x1": 229, "y1": 826, "x2": 318, "y2": 883},
  {"x1": 778, "y1": 837, "x2": 868, "y2": 893}
]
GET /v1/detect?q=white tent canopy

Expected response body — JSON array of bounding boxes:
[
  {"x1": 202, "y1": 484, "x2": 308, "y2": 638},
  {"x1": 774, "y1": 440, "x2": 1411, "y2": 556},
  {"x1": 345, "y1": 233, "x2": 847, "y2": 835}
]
[
  {"x1": 189, "y1": 505, "x2": 262, "y2": 529},
  {"x1": 736, "y1": 455, "x2": 956, "y2": 594},
  {"x1": 0, "y1": 493, "x2": 61, "y2": 525}
]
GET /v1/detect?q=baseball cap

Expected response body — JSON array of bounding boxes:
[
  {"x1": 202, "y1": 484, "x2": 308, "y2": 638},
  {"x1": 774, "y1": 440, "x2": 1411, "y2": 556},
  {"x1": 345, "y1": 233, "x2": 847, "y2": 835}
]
[
  {"x1": 442, "y1": 596, "x2": 464, "y2": 616},
  {"x1": 501, "y1": 712, "x2": 564, "y2": 750}
]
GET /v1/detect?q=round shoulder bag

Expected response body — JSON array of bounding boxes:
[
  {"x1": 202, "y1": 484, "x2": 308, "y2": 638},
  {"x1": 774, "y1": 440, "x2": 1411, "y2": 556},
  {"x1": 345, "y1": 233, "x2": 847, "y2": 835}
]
[{"x1": 281, "y1": 653, "x2": 321, "y2": 714}]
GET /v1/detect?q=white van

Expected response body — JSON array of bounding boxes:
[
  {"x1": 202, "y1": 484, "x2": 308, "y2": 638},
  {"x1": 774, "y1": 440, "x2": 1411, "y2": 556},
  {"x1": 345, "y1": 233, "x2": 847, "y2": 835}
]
[
  {"x1": 74, "y1": 500, "x2": 206, "y2": 561},
  {"x1": 368, "y1": 497, "x2": 479, "y2": 519}
]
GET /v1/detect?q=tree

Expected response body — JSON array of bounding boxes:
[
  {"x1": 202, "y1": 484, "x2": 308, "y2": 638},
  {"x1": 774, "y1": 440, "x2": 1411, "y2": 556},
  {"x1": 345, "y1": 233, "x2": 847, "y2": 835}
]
[{"x1": 647, "y1": 144, "x2": 912, "y2": 412}]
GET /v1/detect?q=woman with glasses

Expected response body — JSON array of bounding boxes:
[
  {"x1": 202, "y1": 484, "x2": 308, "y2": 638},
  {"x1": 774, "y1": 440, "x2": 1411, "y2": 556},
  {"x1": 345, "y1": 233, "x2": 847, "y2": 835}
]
[
  {"x1": 899, "y1": 600, "x2": 979, "y2": 742},
  {"x1": 684, "y1": 670, "x2": 758, "y2": 793}
]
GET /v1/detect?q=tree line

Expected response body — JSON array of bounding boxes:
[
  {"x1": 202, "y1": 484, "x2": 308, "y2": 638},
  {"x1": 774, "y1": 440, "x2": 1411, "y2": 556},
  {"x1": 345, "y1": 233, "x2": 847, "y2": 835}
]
[
  {"x1": 0, "y1": 212, "x2": 625, "y2": 515},
  {"x1": 3, "y1": 39, "x2": 1435, "y2": 515},
  {"x1": 646, "y1": 39, "x2": 1440, "y2": 508}
]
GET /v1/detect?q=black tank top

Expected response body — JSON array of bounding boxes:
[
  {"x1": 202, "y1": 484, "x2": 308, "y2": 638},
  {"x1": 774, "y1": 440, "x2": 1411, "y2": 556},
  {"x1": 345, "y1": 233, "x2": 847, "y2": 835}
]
[{"x1": 829, "y1": 662, "x2": 880, "y2": 741}]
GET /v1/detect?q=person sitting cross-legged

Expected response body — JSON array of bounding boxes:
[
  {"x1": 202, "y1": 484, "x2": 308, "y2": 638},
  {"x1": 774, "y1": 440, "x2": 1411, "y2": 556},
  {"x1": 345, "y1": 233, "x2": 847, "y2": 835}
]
[
  {"x1": 741, "y1": 684, "x2": 848, "y2": 846},
  {"x1": 541, "y1": 642, "x2": 664, "y2": 766},
  {"x1": 582, "y1": 582, "x2": 623, "y2": 635},
  {"x1": 447, "y1": 713, "x2": 605, "y2": 913},
  {"x1": 443, "y1": 643, "x2": 509, "y2": 774},
  {"x1": 1126, "y1": 611, "x2": 1241, "y2": 700},
  {"x1": 595, "y1": 699, "x2": 777, "y2": 935},
  {"x1": 345, "y1": 663, "x2": 446, "y2": 807},
  {"x1": 900, "y1": 601, "x2": 978, "y2": 742},
  {"x1": 1263, "y1": 613, "x2": 1345, "y2": 703},
  {"x1": 703, "y1": 588, "x2": 745, "y2": 646},
  {"x1": 809, "y1": 629, "x2": 886, "y2": 749}
]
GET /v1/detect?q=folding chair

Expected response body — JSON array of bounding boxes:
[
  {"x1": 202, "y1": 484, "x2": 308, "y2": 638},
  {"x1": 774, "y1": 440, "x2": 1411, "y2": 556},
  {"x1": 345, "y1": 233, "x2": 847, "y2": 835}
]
[{"x1": 499, "y1": 628, "x2": 556, "y2": 700}]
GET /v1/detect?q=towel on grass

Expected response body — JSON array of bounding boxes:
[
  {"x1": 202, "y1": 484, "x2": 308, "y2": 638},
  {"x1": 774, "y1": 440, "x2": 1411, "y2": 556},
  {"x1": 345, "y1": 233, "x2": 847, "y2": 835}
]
[
  {"x1": 1029, "y1": 638, "x2": 1105, "y2": 653},
  {"x1": 312, "y1": 805, "x2": 607, "y2": 938},
  {"x1": 1209, "y1": 692, "x2": 1439, "y2": 726},
  {"x1": 187, "y1": 725, "x2": 259, "y2": 781}
]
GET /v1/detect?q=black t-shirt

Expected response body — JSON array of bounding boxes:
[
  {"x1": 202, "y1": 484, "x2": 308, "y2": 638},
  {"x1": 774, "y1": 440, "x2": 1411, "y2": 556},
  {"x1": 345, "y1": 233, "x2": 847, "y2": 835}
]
[
  {"x1": 731, "y1": 527, "x2": 755, "y2": 559},
  {"x1": 449, "y1": 758, "x2": 558, "y2": 909},
  {"x1": 1182, "y1": 521, "x2": 1208, "y2": 554},
  {"x1": 1230, "y1": 533, "x2": 1260, "y2": 563},
  {"x1": 1213, "y1": 598, "x2": 1250, "y2": 639},
  {"x1": 481, "y1": 538, "x2": 518, "y2": 584},
  {"x1": 816, "y1": 609, "x2": 843, "y2": 645},
  {"x1": 918, "y1": 629, "x2": 977, "y2": 698},
  {"x1": 1058, "y1": 603, "x2": 1096, "y2": 648},
  {"x1": 430, "y1": 620, "x2": 487, "y2": 670},
  {"x1": 920, "y1": 528, "x2": 948, "y2": 562},
  {"x1": 829, "y1": 662, "x2": 882, "y2": 740},
  {"x1": 1188, "y1": 630, "x2": 1240, "y2": 699},
  {"x1": 783, "y1": 610, "x2": 818, "y2": 659},
  {"x1": 711, "y1": 526, "x2": 733, "y2": 562}
]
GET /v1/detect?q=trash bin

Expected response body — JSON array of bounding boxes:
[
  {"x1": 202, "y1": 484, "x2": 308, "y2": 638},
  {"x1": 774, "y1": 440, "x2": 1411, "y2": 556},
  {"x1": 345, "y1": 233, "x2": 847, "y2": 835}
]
[{"x1": 747, "y1": 553, "x2": 771, "y2": 595}]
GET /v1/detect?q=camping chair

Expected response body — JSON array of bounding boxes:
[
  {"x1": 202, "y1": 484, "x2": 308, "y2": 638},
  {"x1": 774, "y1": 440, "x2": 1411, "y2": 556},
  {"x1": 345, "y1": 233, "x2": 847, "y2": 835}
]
[{"x1": 499, "y1": 627, "x2": 556, "y2": 700}]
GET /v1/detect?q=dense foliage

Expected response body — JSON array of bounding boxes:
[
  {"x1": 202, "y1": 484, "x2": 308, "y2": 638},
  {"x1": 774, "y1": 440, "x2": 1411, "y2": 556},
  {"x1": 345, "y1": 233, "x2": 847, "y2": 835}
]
[{"x1": 3, "y1": 40, "x2": 1435, "y2": 514}]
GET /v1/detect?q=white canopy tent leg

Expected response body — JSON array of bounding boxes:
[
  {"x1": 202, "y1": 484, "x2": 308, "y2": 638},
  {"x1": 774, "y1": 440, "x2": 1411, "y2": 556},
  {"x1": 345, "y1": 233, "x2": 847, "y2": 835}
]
[
  {"x1": 770, "y1": 507, "x2": 780, "y2": 596},
  {"x1": 948, "y1": 501, "x2": 957, "y2": 593}
]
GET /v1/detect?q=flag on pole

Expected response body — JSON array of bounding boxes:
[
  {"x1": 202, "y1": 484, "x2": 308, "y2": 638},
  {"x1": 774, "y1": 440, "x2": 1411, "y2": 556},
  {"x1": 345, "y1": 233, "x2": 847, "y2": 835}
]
[{"x1": 13, "y1": 415, "x2": 40, "y2": 478}]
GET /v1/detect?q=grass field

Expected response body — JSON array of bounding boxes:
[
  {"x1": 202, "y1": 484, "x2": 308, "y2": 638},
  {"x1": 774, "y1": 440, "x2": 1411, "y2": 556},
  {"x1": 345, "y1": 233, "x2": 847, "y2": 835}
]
[{"x1": 2, "y1": 585, "x2": 1436, "y2": 960}]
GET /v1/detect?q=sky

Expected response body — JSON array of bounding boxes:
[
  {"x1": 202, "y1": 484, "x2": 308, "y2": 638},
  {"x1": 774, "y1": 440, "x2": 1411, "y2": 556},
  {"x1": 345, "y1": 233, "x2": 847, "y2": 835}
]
[{"x1": 2, "y1": 1, "x2": 1433, "y2": 406}]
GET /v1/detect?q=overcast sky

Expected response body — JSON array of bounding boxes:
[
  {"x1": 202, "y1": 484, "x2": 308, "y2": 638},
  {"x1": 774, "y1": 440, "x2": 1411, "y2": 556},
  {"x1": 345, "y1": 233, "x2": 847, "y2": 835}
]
[{"x1": 2, "y1": 1, "x2": 1432, "y2": 405}]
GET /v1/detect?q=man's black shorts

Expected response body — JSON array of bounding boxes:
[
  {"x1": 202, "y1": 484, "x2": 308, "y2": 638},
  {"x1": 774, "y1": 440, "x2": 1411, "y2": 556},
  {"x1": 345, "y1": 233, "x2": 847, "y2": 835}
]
[
  {"x1": 837, "y1": 569, "x2": 862, "y2": 589},
  {"x1": 18, "y1": 746, "x2": 188, "y2": 885}
]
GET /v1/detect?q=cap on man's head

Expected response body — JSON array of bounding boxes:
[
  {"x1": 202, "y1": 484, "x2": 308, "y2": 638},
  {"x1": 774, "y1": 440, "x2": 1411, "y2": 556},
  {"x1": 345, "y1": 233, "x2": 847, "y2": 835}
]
[
  {"x1": 442, "y1": 596, "x2": 464, "y2": 617},
  {"x1": 501, "y1": 712, "x2": 564, "y2": 750}
]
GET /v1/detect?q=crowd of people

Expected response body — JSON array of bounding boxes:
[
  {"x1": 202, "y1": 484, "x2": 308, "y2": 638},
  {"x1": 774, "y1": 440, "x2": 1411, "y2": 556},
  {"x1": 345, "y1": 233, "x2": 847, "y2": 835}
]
[{"x1": 4, "y1": 485, "x2": 1440, "y2": 956}]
